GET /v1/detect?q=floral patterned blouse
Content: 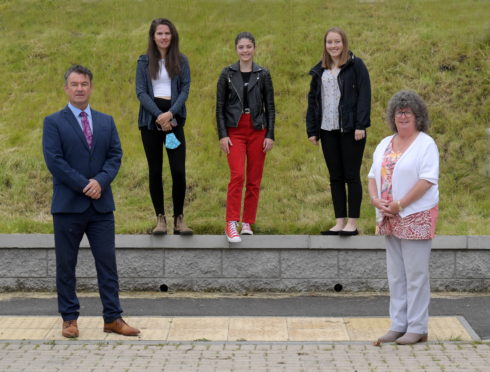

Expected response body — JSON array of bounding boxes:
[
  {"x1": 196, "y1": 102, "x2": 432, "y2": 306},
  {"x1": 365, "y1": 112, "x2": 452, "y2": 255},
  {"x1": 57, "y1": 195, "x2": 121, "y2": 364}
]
[{"x1": 377, "y1": 138, "x2": 438, "y2": 240}]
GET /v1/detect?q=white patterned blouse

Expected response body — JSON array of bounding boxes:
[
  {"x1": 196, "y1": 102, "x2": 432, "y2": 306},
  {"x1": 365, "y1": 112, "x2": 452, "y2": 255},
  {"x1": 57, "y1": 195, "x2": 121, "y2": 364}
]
[{"x1": 320, "y1": 68, "x2": 341, "y2": 131}]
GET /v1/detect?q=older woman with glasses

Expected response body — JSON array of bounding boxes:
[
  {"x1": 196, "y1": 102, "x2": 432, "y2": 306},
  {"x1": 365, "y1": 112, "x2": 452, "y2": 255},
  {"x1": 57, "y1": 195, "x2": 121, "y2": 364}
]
[{"x1": 368, "y1": 90, "x2": 439, "y2": 345}]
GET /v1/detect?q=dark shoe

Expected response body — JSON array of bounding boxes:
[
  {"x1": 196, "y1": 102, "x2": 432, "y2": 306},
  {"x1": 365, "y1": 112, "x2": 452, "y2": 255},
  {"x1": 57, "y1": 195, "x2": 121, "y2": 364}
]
[
  {"x1": 395, "y1": 332, "x2": 428, "y2": 345},
  {"x1": 103, "y1": 318, "x2": 140, "y2": 336},
  {"x1": 62, "y1": 319, "x2": 79, "y2": 338},
  {"x1": 174, "y1": 214, "x2": 193, "y2": 235},
  {"x1": 321, "y1": 229, "x2": 340, "y2": 235},
  {"x1": 377, "y1": 330, "x2": 405, "y2": 343},
  {"x1": 339, "y1": 229, "x2": 359, "y2": 236},
  {"x1": 152, "y1": 214, "x2": 167, "y2": 235}
]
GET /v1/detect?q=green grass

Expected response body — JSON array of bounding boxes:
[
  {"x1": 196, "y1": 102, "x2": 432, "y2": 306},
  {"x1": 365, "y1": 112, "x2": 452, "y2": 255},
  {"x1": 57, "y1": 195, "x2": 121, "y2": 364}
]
[{"x1": 0, "y1": 0, "x2": 489, "y2": 234}]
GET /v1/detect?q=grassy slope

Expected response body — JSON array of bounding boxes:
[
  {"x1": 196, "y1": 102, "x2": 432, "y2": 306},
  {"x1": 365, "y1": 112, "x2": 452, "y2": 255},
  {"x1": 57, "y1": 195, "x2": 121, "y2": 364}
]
[{"x1": 0, "y1": 0, "x2": 488, "y2": 234}]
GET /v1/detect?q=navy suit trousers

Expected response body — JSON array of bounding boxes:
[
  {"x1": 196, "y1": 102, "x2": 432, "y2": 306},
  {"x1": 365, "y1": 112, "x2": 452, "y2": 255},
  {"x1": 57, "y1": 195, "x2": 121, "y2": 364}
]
[{"x1": 53, "y1": 206, "x2": 122, "y2": 322}]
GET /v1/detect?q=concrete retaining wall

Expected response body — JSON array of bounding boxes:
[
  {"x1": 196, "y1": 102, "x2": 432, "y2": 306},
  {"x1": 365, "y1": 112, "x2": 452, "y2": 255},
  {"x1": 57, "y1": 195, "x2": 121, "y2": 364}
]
[{"x1": 0, "y1": 234, "x2": 489, "y2": 292}]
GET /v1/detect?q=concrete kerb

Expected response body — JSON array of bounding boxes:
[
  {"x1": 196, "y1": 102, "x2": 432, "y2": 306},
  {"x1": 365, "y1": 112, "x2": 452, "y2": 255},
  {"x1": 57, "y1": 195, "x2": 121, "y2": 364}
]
[{"x1": 2, "y1": 234, "x2": 489, "y2": 249}]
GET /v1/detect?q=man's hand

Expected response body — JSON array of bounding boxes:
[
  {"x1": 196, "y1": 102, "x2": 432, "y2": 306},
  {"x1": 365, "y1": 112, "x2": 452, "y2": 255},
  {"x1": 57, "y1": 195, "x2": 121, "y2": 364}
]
[{"x1": 83, "y1": 179, "x2": 102, "y2": 199}]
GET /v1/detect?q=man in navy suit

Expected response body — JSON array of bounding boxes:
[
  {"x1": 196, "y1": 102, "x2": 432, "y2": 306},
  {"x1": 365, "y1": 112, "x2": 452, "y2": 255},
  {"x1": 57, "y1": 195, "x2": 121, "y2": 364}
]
[{"x1": 43, "y1": 65, "x2": 140, "y2": 338}]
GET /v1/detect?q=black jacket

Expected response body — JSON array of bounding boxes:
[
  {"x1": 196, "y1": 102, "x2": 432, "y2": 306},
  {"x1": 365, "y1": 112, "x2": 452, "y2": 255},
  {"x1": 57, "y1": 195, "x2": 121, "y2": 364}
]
[
  {"x1": 216, "y1": 62, "x2": 275, "y2": 140},
  {"x1": 306, "y1": 52, "x2": 371, "y2": 138}
]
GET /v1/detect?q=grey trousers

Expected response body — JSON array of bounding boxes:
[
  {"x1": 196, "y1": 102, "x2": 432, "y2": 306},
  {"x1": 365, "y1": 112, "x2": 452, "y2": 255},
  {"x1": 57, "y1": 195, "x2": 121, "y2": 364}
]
[{"x1": 386, "y1": 236, "x2": 432, "y2": 334}]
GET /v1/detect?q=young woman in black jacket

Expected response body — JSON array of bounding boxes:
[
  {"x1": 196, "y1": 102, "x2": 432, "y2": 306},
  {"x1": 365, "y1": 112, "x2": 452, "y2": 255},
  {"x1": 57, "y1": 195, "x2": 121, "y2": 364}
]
[
  {"x1": 216, "y1": 32, "x2": 275, "y2": 243},
  {"x1": 136, "y1": 18, "x2": 192, "y2": 235},
  {"x1": 306, "y1": 27, "x2": 371, "y2": 235}
]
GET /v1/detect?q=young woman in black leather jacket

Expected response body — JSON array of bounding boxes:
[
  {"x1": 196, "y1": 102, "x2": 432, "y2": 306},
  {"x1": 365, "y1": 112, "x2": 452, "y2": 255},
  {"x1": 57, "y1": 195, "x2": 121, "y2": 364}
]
[{"x1": 216, "y1": 32, "x2": 275, "y2": 243}]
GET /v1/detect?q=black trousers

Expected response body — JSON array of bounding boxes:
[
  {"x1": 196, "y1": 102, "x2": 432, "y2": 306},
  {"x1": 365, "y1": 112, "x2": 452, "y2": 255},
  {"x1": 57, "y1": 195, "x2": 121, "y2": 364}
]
[
  {"x1": 140, "y1": 98, "x2": 186, "y2": 217},
  {"x1": 320, "y1": 129, "x2": 366, "y2": 218}
]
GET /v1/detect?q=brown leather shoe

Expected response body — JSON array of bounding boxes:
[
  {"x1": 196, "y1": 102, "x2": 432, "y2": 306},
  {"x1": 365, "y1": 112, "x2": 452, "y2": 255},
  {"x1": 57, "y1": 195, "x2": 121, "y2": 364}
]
[
  {"x1": 103, "y1": 318, "x2": 140, "y2": 336},
  {"x1": 62, "y1": 319, "x2": 79, "y2": 338},
  {"x1": 174, "y1": 214, "x2": 193, "y2": 235}
]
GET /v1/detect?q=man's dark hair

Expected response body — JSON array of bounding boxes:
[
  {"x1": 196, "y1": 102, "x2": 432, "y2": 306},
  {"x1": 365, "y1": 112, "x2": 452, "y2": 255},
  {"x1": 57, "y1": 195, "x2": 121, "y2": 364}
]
[{"x1": 64, "y1": 64, "x2": 93, "y2": 84}]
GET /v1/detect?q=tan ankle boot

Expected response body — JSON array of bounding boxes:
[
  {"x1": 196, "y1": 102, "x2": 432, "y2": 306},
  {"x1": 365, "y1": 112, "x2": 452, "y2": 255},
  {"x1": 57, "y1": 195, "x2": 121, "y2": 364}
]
[
  {"x1": 174, "y1": 214, "x2": 193, "y2": 235},
  {"x1": 152, "y1": 214, "x2": 167, "y2": 235}
]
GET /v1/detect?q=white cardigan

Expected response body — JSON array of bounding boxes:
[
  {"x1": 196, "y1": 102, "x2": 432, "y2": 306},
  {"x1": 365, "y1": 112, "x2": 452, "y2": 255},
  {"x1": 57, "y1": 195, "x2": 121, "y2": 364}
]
[{"x1": 368, "y1": 132, "x2": 439, "y2": 222}]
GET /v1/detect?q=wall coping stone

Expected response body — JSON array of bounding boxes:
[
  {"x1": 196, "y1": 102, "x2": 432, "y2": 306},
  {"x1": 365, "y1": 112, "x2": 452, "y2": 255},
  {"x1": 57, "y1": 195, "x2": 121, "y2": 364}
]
[{"x1": 0, "y1": 234, "x2": 489, "y2": 250}]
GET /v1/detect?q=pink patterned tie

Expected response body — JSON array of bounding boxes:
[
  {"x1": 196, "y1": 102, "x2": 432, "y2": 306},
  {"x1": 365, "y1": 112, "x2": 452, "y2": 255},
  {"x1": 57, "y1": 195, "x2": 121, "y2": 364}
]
[{"x1": 80, "y1": 111, "x2": 92, "y2": 148}]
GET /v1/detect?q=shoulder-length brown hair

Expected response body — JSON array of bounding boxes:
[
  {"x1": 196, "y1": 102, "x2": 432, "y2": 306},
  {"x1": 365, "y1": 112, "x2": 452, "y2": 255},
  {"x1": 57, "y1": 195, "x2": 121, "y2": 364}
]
[
  {"x1": 147, "y1": 18, "x2": 181, "y2": 79},
  {"x1": 321, "y1": 27, "x2": 350, "y2": 69}
]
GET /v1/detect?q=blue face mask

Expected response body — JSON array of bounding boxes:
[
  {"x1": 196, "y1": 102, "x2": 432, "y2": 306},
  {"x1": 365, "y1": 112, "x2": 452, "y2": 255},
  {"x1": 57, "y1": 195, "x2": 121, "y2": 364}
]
[{"x1": 165, "y1": 132, "x2": 181, "y2": 149}]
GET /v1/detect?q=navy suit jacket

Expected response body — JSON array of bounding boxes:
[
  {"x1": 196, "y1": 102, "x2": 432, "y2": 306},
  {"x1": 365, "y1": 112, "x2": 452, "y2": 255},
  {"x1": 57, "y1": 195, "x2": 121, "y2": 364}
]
[{"x1": 43, "y1": 106, "x2": 123, "y2": 214}]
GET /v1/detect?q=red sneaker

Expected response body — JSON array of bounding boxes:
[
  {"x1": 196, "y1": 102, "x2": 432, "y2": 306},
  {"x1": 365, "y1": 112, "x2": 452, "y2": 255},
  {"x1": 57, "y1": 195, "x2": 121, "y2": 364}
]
[
  {"x1": 240, "y1": 222, "x2": 253, "y2": 235},
  {"x1": 225, "y1": 221, "x2": 241, "y2": 243}
]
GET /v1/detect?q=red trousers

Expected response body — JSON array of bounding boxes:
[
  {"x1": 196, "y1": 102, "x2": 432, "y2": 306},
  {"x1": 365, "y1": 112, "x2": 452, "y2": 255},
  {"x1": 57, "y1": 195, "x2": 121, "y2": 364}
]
[{"x1": 226, "y1": 114, "x2": 266, "y2": 223}]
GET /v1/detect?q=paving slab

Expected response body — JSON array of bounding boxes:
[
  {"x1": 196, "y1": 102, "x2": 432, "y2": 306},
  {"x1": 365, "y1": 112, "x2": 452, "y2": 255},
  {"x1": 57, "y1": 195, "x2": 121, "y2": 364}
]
[
  {"x1": 167, "y1": 317, "x2": 229, "y2": 341},
  {"x1": 287, "y1": 317, "x2": 348, "y2": 341},
  {"x1": 228, "y1": 317, "x2": 288, "y2": 341},
  {"x1": 0, "y1": 315, "x2": 476, "y2": 342}
]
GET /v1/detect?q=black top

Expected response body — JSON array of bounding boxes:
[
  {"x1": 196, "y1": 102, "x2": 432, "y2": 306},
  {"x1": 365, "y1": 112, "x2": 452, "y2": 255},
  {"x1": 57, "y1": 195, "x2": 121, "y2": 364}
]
[{"x1": 241, "y1": 72, "x2": 251, "y2": 110}]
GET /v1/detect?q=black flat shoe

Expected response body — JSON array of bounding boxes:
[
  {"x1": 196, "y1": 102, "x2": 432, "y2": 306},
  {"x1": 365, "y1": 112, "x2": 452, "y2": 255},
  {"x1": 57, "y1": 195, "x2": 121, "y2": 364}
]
[
  {"x1": 339, "y1": 229, "x2": 359, "y2": 236},
  {"x1": 321, "y1": 230, "x2": 341, "y2": 235}
]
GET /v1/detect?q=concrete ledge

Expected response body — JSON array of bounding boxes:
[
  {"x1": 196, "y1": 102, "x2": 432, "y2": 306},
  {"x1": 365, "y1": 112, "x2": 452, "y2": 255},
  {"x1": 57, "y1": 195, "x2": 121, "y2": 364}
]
[{"x1": 0, "y1": 234, "x2": 489, "y2": 292}]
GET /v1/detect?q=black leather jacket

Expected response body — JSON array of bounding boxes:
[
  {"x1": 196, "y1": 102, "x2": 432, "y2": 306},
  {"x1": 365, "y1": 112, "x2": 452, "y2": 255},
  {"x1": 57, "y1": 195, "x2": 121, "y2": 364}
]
[
  {"x1": 216, "y1": 62, "x2": 275, "y2": 140},
  {"x1": 306, "y1": 52, "x2": 371, "y2": 138}
]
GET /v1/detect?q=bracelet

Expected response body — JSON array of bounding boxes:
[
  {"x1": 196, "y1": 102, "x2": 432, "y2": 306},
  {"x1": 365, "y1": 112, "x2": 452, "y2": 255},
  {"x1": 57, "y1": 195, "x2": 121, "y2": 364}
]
[
  {"x1": 369, "y1": 195, "x2": 377, "y2": 200},
  {"x1": 396, "y1": 200, "x2": 404, "y2": 212}
]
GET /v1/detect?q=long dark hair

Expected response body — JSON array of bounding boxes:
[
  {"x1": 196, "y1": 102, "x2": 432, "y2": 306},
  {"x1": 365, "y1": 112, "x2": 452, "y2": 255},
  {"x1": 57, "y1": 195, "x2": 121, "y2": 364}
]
[{"x1": 147, "y1": 18, "x2": 181, "y2": 79}]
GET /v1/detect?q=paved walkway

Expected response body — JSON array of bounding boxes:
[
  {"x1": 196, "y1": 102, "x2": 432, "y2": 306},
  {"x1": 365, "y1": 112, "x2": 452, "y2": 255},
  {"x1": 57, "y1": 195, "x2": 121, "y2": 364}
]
[
  {"x1": 0, "y1": 294, "x2": 488, "y2": 371},
  {"x1": 1, "y1": 341, "x2": 490, "y2": 371},
  {"x1": 0, "y1": 314, "x2": 486, "y2": 371}
]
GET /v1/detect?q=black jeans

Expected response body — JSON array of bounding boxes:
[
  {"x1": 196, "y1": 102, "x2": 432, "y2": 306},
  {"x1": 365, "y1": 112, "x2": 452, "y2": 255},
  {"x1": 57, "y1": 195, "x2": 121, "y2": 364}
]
[
  {"x1": 140, "y1": 98, "x2": 186, "y2": 217},
  {"x1": 320, "y1": 129, "x2": 366, "y2": 218}
]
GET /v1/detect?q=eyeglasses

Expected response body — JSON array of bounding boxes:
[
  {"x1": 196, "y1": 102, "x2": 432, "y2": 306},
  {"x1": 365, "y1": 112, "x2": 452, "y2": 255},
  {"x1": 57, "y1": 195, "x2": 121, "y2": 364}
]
[{"x1": 395, "y1": 111, "x2": 414, "y2": 118}]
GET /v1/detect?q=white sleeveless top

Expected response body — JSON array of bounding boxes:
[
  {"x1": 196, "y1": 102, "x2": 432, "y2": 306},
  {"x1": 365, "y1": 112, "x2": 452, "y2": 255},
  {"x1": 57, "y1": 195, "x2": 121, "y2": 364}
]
[{"x1": 151, "y1": 60, "x2": 171, "y2": 97}]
